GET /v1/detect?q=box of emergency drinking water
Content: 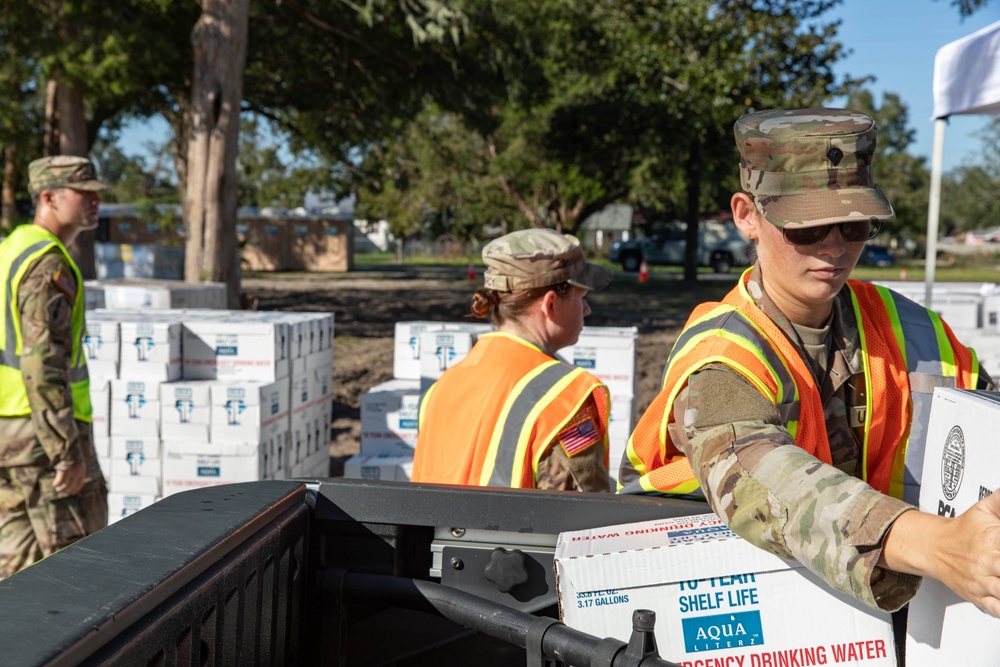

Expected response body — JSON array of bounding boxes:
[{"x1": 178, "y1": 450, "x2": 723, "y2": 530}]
[
  {"x1": 183, "y1": 317, "x2": 291, "y2": 380},
  {"x1": 418, "y1": 330, "x2": 477, "y2": 391},
  {"x1": 108, "y1": 435, "x2": 162, "y2": 495},
  {"x1": 159, "y1": 380, "x2": 213, "y2": 441},
  {"x1": 109, "y1": 378, "x2": 160, "y2": 437},
  {"x1": 906, "y1": 388, "x2": 1000, "y2": 666},
  {"x1": 555, "y1": 513, "x2": 895, "y2": 666},
  {"x1": 560, "y1": 326, "x2": 639, "y2": 399},
  {"x1": 360, "y1": 379, "x2": 422, "y2": 455},
  {"x1": 107, "y1": 492, "x2": 159, "y2": 525},
  {"x1": 161, "y1": 440, "x2": 273, "y2": 497},
  {"x1": 208, "y1": 378, "x2": 289, "y2": 444},
  {"x1": 343, "y1": 453, "x2": 414, "y2": 482},
  {"x1": 118, "y1": 319, "x2": 183, "y2": 381},
  {"x1": 83, "y1": 315, "x2": 120, "y2": 362},
  {"x1": 392, "y1": 321, "x2": 493, "y2": 380}
]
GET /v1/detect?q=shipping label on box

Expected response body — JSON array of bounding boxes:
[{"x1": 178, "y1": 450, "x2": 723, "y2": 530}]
[
  {"x1": 360, "y1": 379, "x2": 421, "y2": 455},
  {"x1": 907, "y1": 388, "x2": 1000, "y2": 666},
  {"x1": 556, "y1": 513, "x2": 895, "y2": 666}
]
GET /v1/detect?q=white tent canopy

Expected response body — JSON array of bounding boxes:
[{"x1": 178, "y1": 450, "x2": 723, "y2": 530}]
[{"x1": 925, "y1": 20, "x2": 1000, "y2": 305}]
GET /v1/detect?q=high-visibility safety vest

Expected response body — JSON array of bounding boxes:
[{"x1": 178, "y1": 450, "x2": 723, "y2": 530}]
[
  {"x1": 412, "y1": 332, "x2": 610, "y2": 488},
  {"x1": 619, "y1": 269, "x2": 978, "y2": 505},
  {"x1": 0, "y1": 224, "x2": 92, "y2": 420}
]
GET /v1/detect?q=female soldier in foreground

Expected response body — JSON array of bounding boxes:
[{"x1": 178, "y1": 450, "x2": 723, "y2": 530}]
[
  {"x1": 412, "y1": 228, "x2": 614, "y2": 492},
  {"x1": 621, "y1": 108, "x2": 1000, "y2": 622}
]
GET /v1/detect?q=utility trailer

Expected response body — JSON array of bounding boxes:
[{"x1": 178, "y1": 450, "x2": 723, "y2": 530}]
[{"x1": 0, "y1": 479, "x2": 708, "y2": 666}]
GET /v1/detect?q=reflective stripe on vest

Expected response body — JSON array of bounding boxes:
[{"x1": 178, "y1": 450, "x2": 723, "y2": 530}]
[
  {"x1": 861, "y1": 283, "x2": 978, "y2": 504},
  {"x1": 620, "y1": 273, "x2": 976, "y2": 500},
  {"x1": 482, "y1": 361, "x2": 585, "y2": 487},
  {"x1": 0, "y1": 225, "x2": 91, "y2": 420}
]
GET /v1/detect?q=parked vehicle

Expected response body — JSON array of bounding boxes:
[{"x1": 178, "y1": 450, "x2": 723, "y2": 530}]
[
  {"x1": 859, "y1": 244, "x2": 895, "y2": 267},
  {"x1": 610, "y1": 219, "x2": 750, "y2": 273}
]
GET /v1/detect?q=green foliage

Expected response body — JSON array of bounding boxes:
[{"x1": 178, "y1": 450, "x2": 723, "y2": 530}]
[
  {"x1": 843, "y1": 90, "x2": 930, "y2": 241},
  {"x1": 90, "y1": 136, "x2": 177, "y2": 204}
]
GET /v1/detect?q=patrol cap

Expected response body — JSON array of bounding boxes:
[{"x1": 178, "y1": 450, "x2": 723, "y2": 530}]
[
  {"x1": 734, "y1": 108, "x2": 895, "y2": 229},
  {"x1": 28, "y1": 155, "x2": 109, "y2": 195},
  {"x1": 482, "y1": 228, "x2": 612, "y2": 292}
]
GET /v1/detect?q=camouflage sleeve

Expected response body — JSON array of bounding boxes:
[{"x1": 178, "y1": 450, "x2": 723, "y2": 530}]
[
  {"x1": 672, "y1": 365, "x2": 919, "y2": 612},
  {"x1": 18, "y1": 252, "x2": 84, "y2": 470},
  {"x1": 536, "y1": 396, "x2": 612, "y2": 493}
]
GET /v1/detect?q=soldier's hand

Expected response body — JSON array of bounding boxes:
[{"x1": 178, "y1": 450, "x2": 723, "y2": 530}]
[{"x1": 53, "y1": 460, "x2": 86, "y2": 496}]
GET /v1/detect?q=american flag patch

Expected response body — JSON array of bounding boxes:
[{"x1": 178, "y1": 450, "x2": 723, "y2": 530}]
[{"x1": 559, "y1": 418, "x2": 599, "y2": 457}]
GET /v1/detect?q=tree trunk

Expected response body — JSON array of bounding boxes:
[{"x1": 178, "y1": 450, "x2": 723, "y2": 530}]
[
  {"x1": 44, "y1": 71, "x2": 97, "y2": 279},
  {"x1": 184, "y1": 0, "x2": 249, "y2": 309},
  {"x1": 2, "y1": 146, "x2": 17, "y2": 229}
]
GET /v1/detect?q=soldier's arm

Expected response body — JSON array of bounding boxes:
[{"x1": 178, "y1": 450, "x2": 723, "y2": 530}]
[
  {"x1": 536, "y1": 396, "x2": 611, "y2": 493},
  {"x1": 672, "y1": 366, "x2": 918, "y2": 612},
  {"x1": 18, "y1": 252, "x2": 84, "y2": 470}
]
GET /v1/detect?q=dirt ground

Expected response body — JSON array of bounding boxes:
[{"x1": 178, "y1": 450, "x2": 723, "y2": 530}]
[{"x1": 241, "y1": 268, "x2": 734, "y2": 474}]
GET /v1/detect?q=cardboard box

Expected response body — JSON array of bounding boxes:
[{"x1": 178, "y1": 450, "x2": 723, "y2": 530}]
[
  {"x1": 183, "y1": 318, "x2": 290, "y2": 380},
  {"x1": 418, "y1": 330, "x2": 476, "y2": 391},
  {"x1": 392, "y1": 321, "x2": 493, "y2": 380},
  {"x1": 555, "y1": 513, "x2": 895, "y2": 665},
  {"x1": 906, "y1": 388, "x2": 1000, "y2": 665},
  {"x1": 107, "y1": 492, "x2": 159, "y2": 525},
  {"x1": 343, "y1": 453, "x2": 414, "y2": 482},
  {"x1": 209, "y1": 378, "x2": 289, "y2": 444},
  {"x1": 119, "y1": 320, "x2": 182, "y2": 380},
  {"x1": 90, "y1": 384, "x2": 110, "y2": 439},
  {"x1": 360, "y1": 379, "x2": 421, "y2": 455},
  {"x1": 161, "y1": 446, "x2": 270, "y2": 497},
  {"x1": 560, "y1": 326, "x2": 639, "y2": 399},
  {"x1": 83, "y1": 316, "x2": 120, "y2": 362},
  {"x1": 87, "y1": 360, "x2": 119, "y2": 386}
]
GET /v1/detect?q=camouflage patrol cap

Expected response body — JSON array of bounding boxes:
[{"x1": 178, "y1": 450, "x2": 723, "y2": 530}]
[
  {"x1": 28, "y1": 155, "x2": 109, "y2": 195},
  {"x1": 482, "y1": 228, "x2": 611, "y2": 292},
  {"x1": 734, "y1": 108, "x2": 895, "y2": 229}
]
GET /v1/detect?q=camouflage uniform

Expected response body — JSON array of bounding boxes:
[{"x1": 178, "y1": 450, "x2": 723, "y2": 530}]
[
  {"x1": 622, "y1": 109, "x2": 994, "y2": 616},
  {"x1": 0, "y1": 158, "x2": 108, "y2": 579}
]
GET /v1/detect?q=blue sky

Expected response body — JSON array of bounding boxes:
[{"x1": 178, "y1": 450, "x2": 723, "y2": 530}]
[
  {"x1": 119, "y1": 1, "x2": 1000, "y2": 173},
  {"x1": 831, "y1": 0, "x2": 1000, "y2": 171}
]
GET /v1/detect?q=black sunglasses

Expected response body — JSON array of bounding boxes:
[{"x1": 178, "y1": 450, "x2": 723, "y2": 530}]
[{"x1": 782, "y1": 220, "x2": 883, "y2": 247}]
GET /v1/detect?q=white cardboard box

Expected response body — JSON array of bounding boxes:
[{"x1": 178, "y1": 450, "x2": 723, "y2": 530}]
[
  {"x1": 392, "y1": 321, "x2": 493, "y2": 380},
  {"x1": 107, "y1": 492, "x2": 159, "y2": 525},
  {"x1": 418, "y1": 330, "x2": 477, "y2": 391},
  {"x1": 83, "y1": 317, "x2": 120, "y2": 362},
  {"x1": 209, "y1": 378, "x2": 290, "y2": 444},
  {"x1": 119, "y1": 320, "x2": 183, "y2": 380},
  {"x1": 90, "y1": 384, "x2": 110, "y2": 439},
  {"x1": 906, "y1": 388, "x2": 1000, "y2": 665},
  {"x1": 343, "y1": 453, "x2": 414, "y2": 482},
  {"x1": 560, "y1": 326, "x2": 639, "y2": 399},
  {"x1": 556, "y1": 513, "x2": 895, "y2": 665},
  {"x1": 360, "y1": 379, "x2": 421, "y2": 455},
  {"x1": 161, "y1": 448, "x2": 269, "y2": 497},
  {"x1": 87, "y1": 360, "x2": 119, "y2": 386},
  {"x1": 183, "y1": 318, "x2": 290, "y2": 380}
]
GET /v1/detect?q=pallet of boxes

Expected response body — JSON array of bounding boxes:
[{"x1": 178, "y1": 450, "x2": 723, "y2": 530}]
[
  {"x1": 84, "y1": 285, "x2": 334, "y2": 525},
  {"x1": 347, "y1": 322, "x2": 639, "y2": 487}
]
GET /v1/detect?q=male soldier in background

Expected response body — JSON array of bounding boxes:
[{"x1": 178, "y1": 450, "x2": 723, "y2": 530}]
[{"x1": 0, "y1": 156, "x2": 109, "y2": 579}]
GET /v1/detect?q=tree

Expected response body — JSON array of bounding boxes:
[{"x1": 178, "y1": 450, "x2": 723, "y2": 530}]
[
  {"x1": 844, "y1": 90, "x2": 930, "y2": 245},
  {"x1": 184, "y1": 0, "x2": 250, "y2": 308}
]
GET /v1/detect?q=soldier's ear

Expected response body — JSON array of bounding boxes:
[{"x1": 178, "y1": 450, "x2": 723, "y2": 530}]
[{"x1": 731, "y1": 193, "x2": 759, "y2": 240}]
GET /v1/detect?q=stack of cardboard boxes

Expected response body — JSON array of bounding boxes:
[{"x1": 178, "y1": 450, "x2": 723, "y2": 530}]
[
  {"x1": 86, "y1": 303, "x2": 334, "y2": 525},
  {"x1": 346, "y1": 322, "x2": 638, "y2": 484}
]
